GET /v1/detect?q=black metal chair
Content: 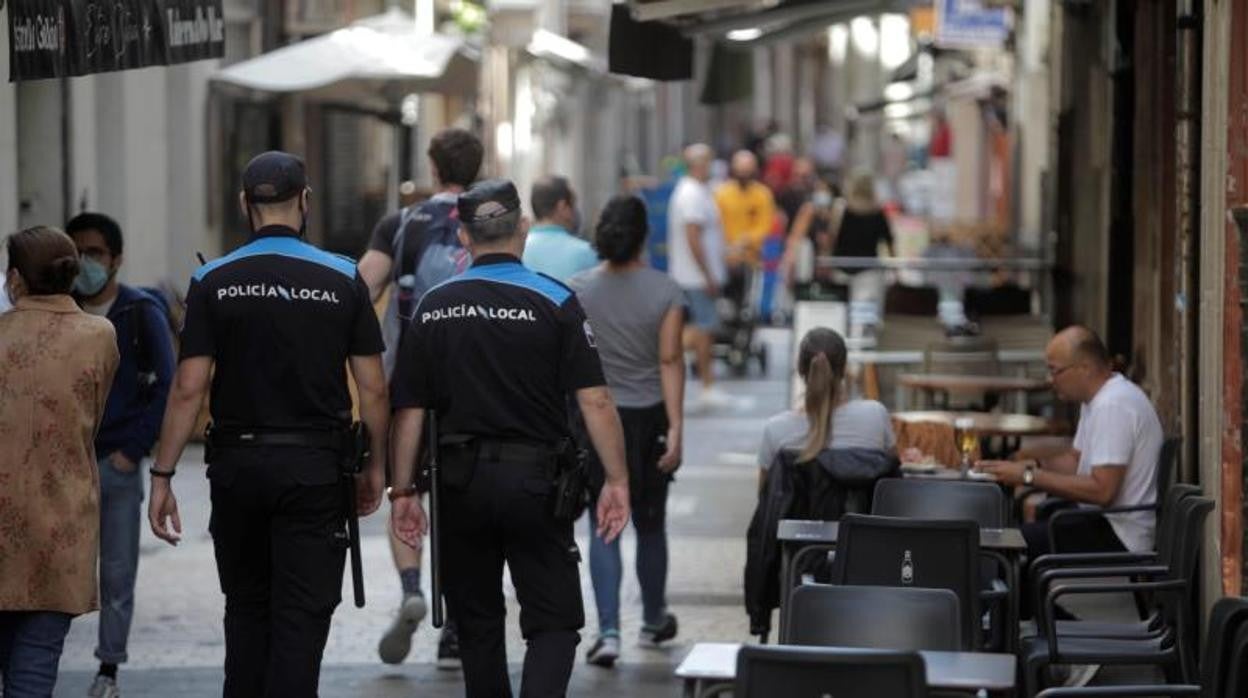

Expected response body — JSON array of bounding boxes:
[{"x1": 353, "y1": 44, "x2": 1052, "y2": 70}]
[
  {"x1": 1034, "y1": 596, "x2": 1248, "y2": 698},
  {"x1": 1020, "y1": 496, "x2": 1216, "y2": 696},
  {"x1": 873, "y1": 478, "x2": 1008, "y2": 526},
  {"x1": 731, "y1": 645, "x2": 930, "y2": 698},
  {"x1": 1025, "y1": 484, "x2": 1202, "y2": 641},
  {"x1": 1045, "y1": 437, "x2": 1182, "y2": 549},
  {"x1": 783, "y1": 584, "x2": 962, "y2": 651},
  {"x1": 872, "y1": 478, "x2": 1014, "y2": 650},
  {"x1": 921, "y1": 337, "x2": 1001, "y2": 410},
  {"x1": 830, "y1": 514, "x2": 981, "y2": 651}
]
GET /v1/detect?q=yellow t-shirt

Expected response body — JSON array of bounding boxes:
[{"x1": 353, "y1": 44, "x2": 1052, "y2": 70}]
[{"x1": 715, "y1": 181, "x2": 776, "y2": 255}]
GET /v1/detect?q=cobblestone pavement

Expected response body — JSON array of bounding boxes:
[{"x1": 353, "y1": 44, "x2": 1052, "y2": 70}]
[{"x1": 52, "y1": 330, "x2": 795, "y2": 698}]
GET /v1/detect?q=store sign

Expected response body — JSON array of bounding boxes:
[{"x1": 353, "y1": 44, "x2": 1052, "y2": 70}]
[
  {"x1": 933, "y1": 0, "x2": 1009, "y2": 49},
  {"x1": 8, "y1": 0, "x2": 225, "y2": 82}
]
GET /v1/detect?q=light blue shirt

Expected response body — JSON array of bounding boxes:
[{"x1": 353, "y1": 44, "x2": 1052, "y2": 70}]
[{"x1": 522, "y1": 224, "x2": 599, "y2": 283}]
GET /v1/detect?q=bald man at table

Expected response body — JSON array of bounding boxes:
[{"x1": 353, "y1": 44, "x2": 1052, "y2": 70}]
[{"x1": 976, "y1": 326, "x2": 1163, "y2": 588}]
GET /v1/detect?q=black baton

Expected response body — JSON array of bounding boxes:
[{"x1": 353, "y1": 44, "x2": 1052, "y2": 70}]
[
  {"x1": 345, "y1": 472, "x2": 365, "y2": 608},
  {"x1": 342, "y1": 424, "x2": 367, "y2": 609},
  {"x1": 428, "y1": 410, "x2": 444, "y2": 629}
]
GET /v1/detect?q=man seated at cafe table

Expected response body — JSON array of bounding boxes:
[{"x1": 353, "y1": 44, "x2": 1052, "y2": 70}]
[{"x1": 976, "y1": 325, "x2": 1163, "y2": 574}]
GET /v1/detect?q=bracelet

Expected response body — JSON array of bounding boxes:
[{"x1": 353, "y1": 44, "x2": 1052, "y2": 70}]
[
  {"x1": 149, "y1": 467, "x2": 176, "y2": 479},
  {"x1": 387, "y1": 483, "x2": 418, "y2": 502}
]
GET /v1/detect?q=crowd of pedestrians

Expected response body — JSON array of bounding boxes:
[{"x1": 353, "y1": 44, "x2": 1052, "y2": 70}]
[{"x1": 0, "y1": 122, "x2": 1167, "y2": 698}]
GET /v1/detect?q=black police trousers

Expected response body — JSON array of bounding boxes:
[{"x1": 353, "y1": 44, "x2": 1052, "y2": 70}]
[
  {"x1": 441, "y1": 453, "x2": 585, "y2": 698},
  {"x1": 207, "y1": 447, "x2": 345, "y2": 698}
]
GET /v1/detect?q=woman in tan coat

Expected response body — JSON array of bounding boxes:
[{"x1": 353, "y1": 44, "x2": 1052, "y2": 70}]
[{"x1": 0, "y1": 227, "x2": 118, "y2": 696}]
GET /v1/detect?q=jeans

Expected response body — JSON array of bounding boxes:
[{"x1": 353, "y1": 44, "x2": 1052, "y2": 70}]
[
  {"x1": 97, "y1": 455, "x2": 144, "y2": 665},
  {"x1": 0, "y1": 611, "x2": 74, "y2": 697},
  {"x1": 587, "y1": 506, "x2": 669, "y2": 636}
]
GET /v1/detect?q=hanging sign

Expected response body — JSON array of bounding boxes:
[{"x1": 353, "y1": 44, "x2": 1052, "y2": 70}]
[{"x1": 8, "y1": 0, "x2": 225, "y2": 81}]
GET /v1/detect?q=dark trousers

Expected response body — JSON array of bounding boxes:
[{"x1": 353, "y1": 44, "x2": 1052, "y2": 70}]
[
  {"x1": 0, "y1": 611, "x2": 73, "y2": 697},
  {"x1": 441, "y1": 454, "x2": 584, "y2": 698},
  {"x1": 1020, "y1": 511, "x2": 1127, "y2": 619},
  {"x1": 207, "y1": 447, "x2": 346, "y2": 698}
]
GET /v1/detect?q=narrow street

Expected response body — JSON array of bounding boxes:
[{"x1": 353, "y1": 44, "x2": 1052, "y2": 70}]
[{"x1": 52, "y1": 330, "x2": 794, "y2": 698}]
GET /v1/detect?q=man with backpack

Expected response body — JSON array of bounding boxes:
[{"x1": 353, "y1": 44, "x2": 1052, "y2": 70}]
[
  {"x1": 67, "y1": 212, "x2": 177, "y2": 698},
  {"x1": 356, "y1": 128, "x2": 484, "y2": 669}
]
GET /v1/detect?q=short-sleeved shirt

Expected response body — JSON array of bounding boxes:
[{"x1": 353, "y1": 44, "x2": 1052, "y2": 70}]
[
  {"x1": 667, "y1": 176, "x2": 727, "y2": 289},
  {"x1": 391, "y1": 253, "x2": 605, "y2": 443},
  {"x1": 568, "y1": 265, "x2": 685, "y2": 408},
  {"x1": 181, "y1": 226, "x2": 384, "y2": 430},
  {"x1": 368, "y1": 193, "x2": 471, "y2": 375},
  {"x1": 757, "y1": 400, "x2": 896, "y2": 469},
  {"x1": 1072, "y1": 373, "x2": 1164, "y2": 552},
  {"x1": 522, "y1": 224, "x2": 599, "y2": 283}
]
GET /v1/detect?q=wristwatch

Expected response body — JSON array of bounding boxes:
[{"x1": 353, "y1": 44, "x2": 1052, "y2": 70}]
[
  {"x1": 1022, "y1": 462, "x2": 1036, "y2": 486},
  {"x1": 387, "y1": 483, "x2": 418, "y2": 502}
]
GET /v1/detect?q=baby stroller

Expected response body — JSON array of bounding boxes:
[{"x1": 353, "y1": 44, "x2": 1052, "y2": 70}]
[{"x1": 714, "y1": 262, "x2": 769, "y2": 376}]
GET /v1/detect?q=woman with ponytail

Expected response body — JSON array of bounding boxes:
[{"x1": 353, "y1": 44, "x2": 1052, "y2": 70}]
[
  {"x1": 757, "y1": 327, "x2": 895, "y2": 484},
  {"x1": 0, "y1": 226, "x2": 119, "y2": 695},
  {"x1": 569, "y1": 195, "x2": 686, "y2": 667}
]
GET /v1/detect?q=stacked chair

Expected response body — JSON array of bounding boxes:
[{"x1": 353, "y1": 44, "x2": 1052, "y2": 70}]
[
  {"x1": 1019, "y1": 494, "x2": 1215, "y2": 695},
  {"x1": 1035, "y1": 596, "x2": 1248, "y2": 697}
]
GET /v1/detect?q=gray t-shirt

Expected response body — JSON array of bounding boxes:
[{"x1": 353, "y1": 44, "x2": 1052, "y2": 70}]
[
  {"x1": 568, "y1": 265, "x2": 686, "y2": 408},
  {"x1": 757, "y1": 400, "x2": 897, "y2": 469}
]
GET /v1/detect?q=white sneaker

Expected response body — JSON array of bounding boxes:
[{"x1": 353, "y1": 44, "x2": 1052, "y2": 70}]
[
  {"x1": 88, "y1": 675, "x2": 121, "y2": 698},
  {"x1": 693, "y1": 386, "x2": 736, "y2": 411},
  {"x1": 1064, "y1": 664, "x2": 1100, "y2": 687},
  {"x1": 586, "y1": 635, "x2": 620, "y2": 667},
  {"x1": 377, "y1": 593, "x2": 428, "y2": 665}
]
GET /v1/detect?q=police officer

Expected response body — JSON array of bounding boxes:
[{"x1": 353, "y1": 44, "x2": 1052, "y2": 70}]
[
  {"x1": 146, "y1": 151, "x2": 390, "y2": 697},
  {"x1": 389, "y1": 179, "x2": 631, "y2": 698}
]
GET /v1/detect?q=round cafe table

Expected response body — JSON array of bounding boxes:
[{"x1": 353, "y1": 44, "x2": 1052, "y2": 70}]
[
  {"x1": 893, "y1": 410, "x2": 1072, "y2": 460},
  {"x1": 897, "y1": 373, "x2": 1052, "y2": 411},
  {"x1": 892, "y1": 410, "x2": 1071, "y2": 438}
]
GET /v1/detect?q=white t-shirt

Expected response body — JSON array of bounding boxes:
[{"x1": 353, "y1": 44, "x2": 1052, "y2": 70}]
[
  {"x1": 667, "y1": 176, "x2": 727, "y2": 289},
  {"x1": 757, "y1": 400, "x2": 897, "y2": 469},
  {"x1": 1072, "y1": 373, "x2": 1164, "y2": 552}
]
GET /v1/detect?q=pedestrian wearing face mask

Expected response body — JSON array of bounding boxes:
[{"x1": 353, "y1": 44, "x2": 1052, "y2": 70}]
[
  {"x1": 782, "y1": 177, "x2": 845, "y2": 288},
  {"x1": 521, "y1": 175, "x2": 597, "y2": 283},
  {"x1": 66, "y1": 213, "x2": 177, "y2": 698}
]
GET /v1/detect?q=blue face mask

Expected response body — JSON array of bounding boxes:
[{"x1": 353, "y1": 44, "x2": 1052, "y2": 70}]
[{"x1": 74, "y1": 256, "x2": 111, "y2": 297}]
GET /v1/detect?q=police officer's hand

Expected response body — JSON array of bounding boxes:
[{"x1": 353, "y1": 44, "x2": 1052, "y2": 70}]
[
  {"x1": 391, "y1": 496, "x2": 427, "y2": 550},
  {"x1": 356, "y1": 466, "x2": 384, "y2": 517},
  {"x1": 595, "y1": 480, "x2": 630, "y2": 544},
  {"x1": 657, "y1": 428, "x2": 682, "y2": 474},
  {"x1": 148, "y1": 478, "x2": 182, "y2": 546}
]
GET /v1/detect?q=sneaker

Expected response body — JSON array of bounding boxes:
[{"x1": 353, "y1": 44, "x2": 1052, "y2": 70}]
[
  {"x1": 88, "y1": 675, "x2": 121, "y2": 698},
  {"x1": 1064, "y1": 664, "x2": 1100, "y2": 687},
  {"x1": 639, "y1": 613, "x2": 678, "y2": 647},
  {"x1": 437, "y1": 623, "x2": 461, "y2": 670},
  {"x1": 586, "y1": 635, "x2": 621, "y2": 668},
  {"x1": 378, "y1": 592, "x2": 428, "y2": 665},
  {"x1": 692, "y1": 386, "x2": 735, "y2": 412}
]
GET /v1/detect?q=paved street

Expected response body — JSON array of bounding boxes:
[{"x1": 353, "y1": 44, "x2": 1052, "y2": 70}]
[{"x1": 52, "y1": 330, "x2": 795, "y2": 698}]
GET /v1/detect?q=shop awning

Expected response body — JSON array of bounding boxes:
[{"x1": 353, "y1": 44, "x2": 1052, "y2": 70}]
[{"x1": 212, "y1": 8, "x2": 479, "y2": 104}]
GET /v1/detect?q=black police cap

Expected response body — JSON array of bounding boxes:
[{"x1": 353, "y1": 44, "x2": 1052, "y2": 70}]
[
  {"x1": 458, "y1": 179, "x2": 521, "y2": 224},
  {"x1": 242, "y1": 151, "x2": 308, "y2": 204}
]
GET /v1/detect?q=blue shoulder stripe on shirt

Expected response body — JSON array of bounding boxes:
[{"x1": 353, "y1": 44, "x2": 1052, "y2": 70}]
[
  {"x1": 193, "y1": 236, "x2": 356, "y2": 281},
  {"x1": 452, "y1": 262, "x2": 572, "y2": 306}
]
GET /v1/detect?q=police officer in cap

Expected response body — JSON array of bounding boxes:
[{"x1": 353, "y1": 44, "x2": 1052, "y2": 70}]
[
  {"x1": 147, "y1": 151, "x2": 391, "y2": 697},
  {"x1": 389, "y1": 179, "x2": 631, "y2": 697}
]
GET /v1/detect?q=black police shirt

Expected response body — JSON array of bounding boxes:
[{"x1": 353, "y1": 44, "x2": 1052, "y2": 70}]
[
  {"x1": 391, "y1": 253, "x2": 605, "y2": 443},
  {"x1": 180, "y1": 226, "x2": 385, "y2": 430}
]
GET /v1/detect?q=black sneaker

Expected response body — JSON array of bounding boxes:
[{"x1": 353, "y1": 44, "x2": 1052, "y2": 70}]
[
  {"x1": 639, "y1": 613, "x2": 678, "y2": 647},
  {"x1": 437, "y1": 623, "x2": 461, "y2": 670}
]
